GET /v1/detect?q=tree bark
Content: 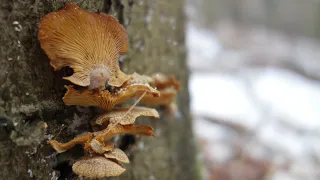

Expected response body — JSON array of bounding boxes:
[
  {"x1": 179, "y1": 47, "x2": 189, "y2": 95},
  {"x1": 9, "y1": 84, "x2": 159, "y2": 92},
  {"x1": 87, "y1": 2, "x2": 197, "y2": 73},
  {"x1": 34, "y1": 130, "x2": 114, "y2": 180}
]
[{"x1": 0, "y1": 0, "x2": 199, "y2": 179}]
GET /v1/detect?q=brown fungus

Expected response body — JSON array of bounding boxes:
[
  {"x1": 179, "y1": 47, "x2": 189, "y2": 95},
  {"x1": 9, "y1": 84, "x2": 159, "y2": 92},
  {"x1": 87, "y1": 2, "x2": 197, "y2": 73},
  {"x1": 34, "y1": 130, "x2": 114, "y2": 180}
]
[
  {"x1": 40, "y1": 3, "x2": 180, "y2": 179},
  {"x1": 89, "y1": 139, "x2": 114, "y2": 154},
  {"x1": 95, "y1": 106, "x2": 159, "y2": 126},
  {"x1": 48, "y1": 132, "x2": 93, "y2": 153},
  {"x1": 72, "y1": 156, "x2": 126, "y2": 178},
  {"x1": 104, "y1": 148, "x2": 130, "y2": 163},
  {"x1": 94, "y1": 124, "x2": 155, "y2": 142},
  {"x1": 150, "y1": 73, "x2": 181, "y2": 90},
  {"x1": 63, "y1": 83, "x2": 159, "y2": 111},
  {"x1": 138, "y1": 88, "x2": 177, "y2": 107},
  {"x1": 48, "y1": 124, "x2": 154, "y2": 154},
  {"x1": 133, "y1": 73, "x2": 181, "y2": 117},
  {"x1": 135, "y1": 73, "x2": 181, "y2": 117},
  {"x1": 38, "y1": 3, "x2": 129, "y2": 89}
]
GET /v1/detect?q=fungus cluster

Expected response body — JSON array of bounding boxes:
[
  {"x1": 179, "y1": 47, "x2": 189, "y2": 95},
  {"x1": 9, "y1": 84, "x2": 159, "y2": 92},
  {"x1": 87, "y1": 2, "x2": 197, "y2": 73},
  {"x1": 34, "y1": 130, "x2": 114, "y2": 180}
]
[{"x1": 38, "y1": 3, "x2": 180, "y2": 178}]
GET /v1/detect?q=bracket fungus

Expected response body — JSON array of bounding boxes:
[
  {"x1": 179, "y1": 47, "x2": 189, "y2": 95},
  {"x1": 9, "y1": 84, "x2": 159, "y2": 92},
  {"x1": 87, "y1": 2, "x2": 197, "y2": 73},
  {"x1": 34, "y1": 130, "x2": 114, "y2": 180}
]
[
  {"x1": 38, "y1": 3, "x2": 129, "y2": 89},
  {"x1": 150, "y1": 73, "x2": 180, "y2": 90},
  {"x1": 63, "y1": 72, "x2": 159, "y2": 111},
  {"x1": 104, "y1": 148, "x2": 130, "y2": 163},
  {"x1": 39, "y1": 3, "x2": 181, "y2": 179},
  {"x1": 134, "y1": 73, "x2": 181, "y2": 117},
  {"x1": 63, "y1": 82, "x2": 159, "y2": 111},
  {"x1": 139, "y1": 88, "x2": 178, "y2": 107},
  {"x1": 89, "y1": 139, "x2": 114, "y2": 154},
  {"x1": 137, "y1": 73, "x2": 180, "y2": 106},
  {"x1": 48, "y1": 124, "x2": 155, "y2": 154},
  {"x1": 95, "y1": 106, "x2": 159, "y2": 126},
  {"x1": 48, "y1": 132, "x2": 93, "y2": 153},
  {"x1": 72, "y1": 156, "x2": 126, "y2": 178}
]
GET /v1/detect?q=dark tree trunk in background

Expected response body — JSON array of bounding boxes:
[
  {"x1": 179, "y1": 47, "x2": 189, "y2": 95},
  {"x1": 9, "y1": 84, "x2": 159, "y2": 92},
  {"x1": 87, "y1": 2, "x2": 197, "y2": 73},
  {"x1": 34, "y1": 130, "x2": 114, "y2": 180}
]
[
  {"x1": 0, "y1": 0, "x2": 200, "y2": 179},
  {"x1": 190, "y1": 0, "x2": 320, "y2": 39}
]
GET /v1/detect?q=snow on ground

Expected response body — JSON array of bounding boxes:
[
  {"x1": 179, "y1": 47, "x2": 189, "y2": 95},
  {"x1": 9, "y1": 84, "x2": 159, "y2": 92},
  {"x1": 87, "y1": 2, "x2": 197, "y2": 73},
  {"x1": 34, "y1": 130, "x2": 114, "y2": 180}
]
[
  {"x1": 190, "y1": 70, "x2": 320, "y2": 156},
  {"x1": 253, "y1": 69, "x2": 320, "y2": 132},
  {"x1": 187, "y1": 22, "x2": 320, "y2": 179},
  {"x1": 189, "y1": 73, "x2": 260, "y2": 129}
]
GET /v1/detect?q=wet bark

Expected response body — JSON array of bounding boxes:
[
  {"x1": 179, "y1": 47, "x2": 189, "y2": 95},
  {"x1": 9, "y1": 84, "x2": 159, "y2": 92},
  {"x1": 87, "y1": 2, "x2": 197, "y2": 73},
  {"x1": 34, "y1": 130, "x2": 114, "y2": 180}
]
[{"x1": 0, "y1": 0, "x2": 200, "y2": 179}]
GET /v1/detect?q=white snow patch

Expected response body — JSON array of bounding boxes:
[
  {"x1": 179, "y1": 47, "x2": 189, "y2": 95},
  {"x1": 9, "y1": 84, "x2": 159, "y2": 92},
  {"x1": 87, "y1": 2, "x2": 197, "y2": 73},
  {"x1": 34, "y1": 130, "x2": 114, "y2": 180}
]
[
  {"x1": 253, "y1": 69, "x2": 320, "y2": 131},
  {"x1": 190, "y1": 73, "x2": 260, "y2": 129}
]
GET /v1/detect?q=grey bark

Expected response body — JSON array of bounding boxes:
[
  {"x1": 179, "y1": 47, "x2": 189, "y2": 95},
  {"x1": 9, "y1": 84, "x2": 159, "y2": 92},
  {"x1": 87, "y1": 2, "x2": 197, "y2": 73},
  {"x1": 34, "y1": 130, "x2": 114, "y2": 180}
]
[{"x1": 0, "y1": 0, "x2": 200, "y2": 179}]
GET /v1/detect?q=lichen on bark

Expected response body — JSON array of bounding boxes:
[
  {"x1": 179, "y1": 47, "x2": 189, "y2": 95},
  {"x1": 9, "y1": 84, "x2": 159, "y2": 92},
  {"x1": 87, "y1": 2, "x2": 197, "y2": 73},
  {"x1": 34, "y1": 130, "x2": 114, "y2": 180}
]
[{"x1": 0, "y1": 0, "x2": 200, "y2": 179}]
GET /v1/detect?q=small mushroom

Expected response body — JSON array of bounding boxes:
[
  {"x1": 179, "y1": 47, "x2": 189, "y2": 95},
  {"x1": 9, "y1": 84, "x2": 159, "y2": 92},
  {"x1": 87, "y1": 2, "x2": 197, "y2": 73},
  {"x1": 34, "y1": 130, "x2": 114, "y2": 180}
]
[
  {"x1": 63, "y1": 83, "x2": 159, "y2": 111},
  {"x1": 48, "y1": 124, "x2": 154, "y2": 153},
  {"x1": 104, "y1": 148, "x2": 130, "y2": 163},
  {"x1": 150, "y1": 73, "x2": 180, "y2": 90},
  {"x1": 48, "y1": 132, "x2": 93, "y2": 153},
  {"x1": 135, "y1": 73, "x2": 180, "y2": 107},
  {"x1": 95, "y1": 106, "x2": 159, "y2": 126},
  {"x1": 94, "y1": 124, "x2": 155, "y2": 142},
  {"x1": 138, "y1": 87, "x2": 177, "y2": 107},
  {"x1": 72, "y1": 156, "x2": 126, "y2": 178},
  {"x1": 38, "y1": 3, "x2": 129, "y2": 89},
  {"x1": 89, "y1": 139, "x2": 114, "y2": 154}
]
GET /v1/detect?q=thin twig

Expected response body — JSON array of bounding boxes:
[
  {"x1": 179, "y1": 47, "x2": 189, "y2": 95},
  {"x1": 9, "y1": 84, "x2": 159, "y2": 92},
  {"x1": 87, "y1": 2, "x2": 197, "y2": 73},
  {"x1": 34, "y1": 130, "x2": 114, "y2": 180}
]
[{"x1": 94, "y1": 92, "x2": 147, "y2": 140}]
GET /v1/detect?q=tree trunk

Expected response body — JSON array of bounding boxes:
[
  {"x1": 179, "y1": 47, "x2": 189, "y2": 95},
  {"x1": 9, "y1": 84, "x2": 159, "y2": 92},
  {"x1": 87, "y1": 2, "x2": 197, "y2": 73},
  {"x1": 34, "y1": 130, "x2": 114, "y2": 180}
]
[{"x1": 0, "y1": 0, "x2": 199, "y2": 179}]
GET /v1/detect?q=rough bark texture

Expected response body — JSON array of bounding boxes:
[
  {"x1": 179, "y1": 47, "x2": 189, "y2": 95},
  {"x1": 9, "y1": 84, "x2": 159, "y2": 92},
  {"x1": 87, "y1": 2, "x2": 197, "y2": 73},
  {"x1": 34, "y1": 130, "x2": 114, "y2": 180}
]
[{"x1": 0, "y1": 0, "x2": 199, "y2": 180}]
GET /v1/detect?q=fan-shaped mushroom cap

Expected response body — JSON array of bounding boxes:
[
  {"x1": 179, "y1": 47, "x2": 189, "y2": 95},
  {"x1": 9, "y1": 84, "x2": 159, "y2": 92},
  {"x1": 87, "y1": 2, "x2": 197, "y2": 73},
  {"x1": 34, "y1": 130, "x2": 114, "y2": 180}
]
[
  {"x1": 49, "y1": 124, "x2": 154, "y2": 154},
  {"x1": 38, "y1": 3, "x2": 129, "y2": 88},
  {"x1": 48, "y1": 132, "x2": 93, "y2": 153},
  {"x1": 104, "y1": 148, "x2": 130, "y2": 163},
  {"x1": 134, "y1": 73, "x2": 180, "y2": 107},
  {"x1": 72, "y1": 156, "x2": 126, "y2": 178},
  {"x1": 151, "y1": 73, "x2": 180, "y2": 90},
  {"x1": 89, "y1": 139, "x2": 114, "y2": 154},
  {"x1": 138, "y1": 88, "x2": 177, "y2": 107},
  {"x1": 95, "y1": 124, "x2": 155, "y2": 142},
  {"x1": 63, "y1": 84, "x2": 159, "y2": 111},
  {"x1": 95, "y1": 106, "x2": 159, "y2": 125}
]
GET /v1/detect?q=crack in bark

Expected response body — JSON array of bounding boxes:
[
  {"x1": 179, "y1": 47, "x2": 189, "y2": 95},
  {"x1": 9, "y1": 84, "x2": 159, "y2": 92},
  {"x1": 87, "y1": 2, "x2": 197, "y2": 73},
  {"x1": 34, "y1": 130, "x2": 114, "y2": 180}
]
[
  {"x1": 114, "y1": 0, "x2": 125, "y2": 25},
  {"x1": 102, "y1": 0, "x2": 112, "y2": 13},
  {"x1": 126, "y1": 0, "x2": 134, "y2": 27}
]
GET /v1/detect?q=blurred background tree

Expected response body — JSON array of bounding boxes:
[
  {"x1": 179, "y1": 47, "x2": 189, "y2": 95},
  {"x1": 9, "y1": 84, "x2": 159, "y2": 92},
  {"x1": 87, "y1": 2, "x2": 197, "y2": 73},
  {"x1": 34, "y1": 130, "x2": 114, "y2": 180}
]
[{"x1": 187, "y1": 0, "x2": 320, "y2": 180}]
